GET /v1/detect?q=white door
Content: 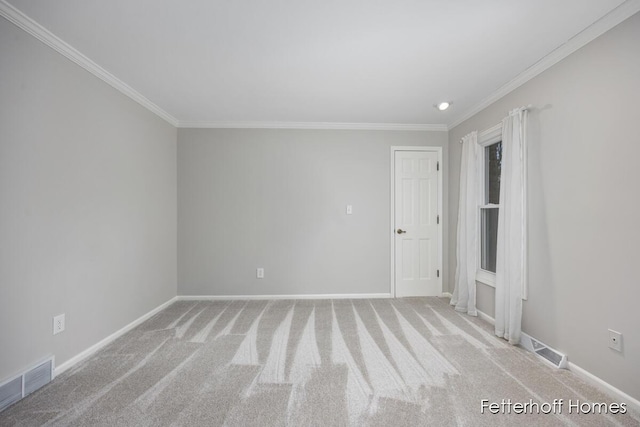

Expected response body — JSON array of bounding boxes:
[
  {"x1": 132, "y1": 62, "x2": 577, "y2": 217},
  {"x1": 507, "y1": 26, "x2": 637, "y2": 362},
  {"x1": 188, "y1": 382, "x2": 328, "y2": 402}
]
[{"x1": 394, "y1": 150, "x2": 441, "y2": 297}]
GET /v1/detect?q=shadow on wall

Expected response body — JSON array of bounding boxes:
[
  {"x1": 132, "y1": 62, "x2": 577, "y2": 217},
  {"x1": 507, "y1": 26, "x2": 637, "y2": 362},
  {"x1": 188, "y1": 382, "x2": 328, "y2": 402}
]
[{"x1": 523, "y1": 104, "x2": 559, "y2": 346}]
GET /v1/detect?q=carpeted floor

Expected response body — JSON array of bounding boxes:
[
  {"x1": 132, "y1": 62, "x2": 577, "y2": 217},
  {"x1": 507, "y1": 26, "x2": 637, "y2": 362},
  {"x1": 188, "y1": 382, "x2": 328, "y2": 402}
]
[{"x1": 1, "y1": 297, "x2": 638, "y2": 426}]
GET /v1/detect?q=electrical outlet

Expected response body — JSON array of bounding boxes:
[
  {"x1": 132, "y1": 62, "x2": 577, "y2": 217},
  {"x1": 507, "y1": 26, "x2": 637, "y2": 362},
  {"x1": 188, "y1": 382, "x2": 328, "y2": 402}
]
[
  {"x1": 256, "y1": 268, "x2": 264, "y2": 279},
  {"x1": 608, "y1": 329, "x2": 622, "y2": 352},
  {"x1": 53, "y1": 314, "x2": 65, "y2": 335},
  {"x1": 346, "y1": 205, "x2": 353, "y2": 215}
]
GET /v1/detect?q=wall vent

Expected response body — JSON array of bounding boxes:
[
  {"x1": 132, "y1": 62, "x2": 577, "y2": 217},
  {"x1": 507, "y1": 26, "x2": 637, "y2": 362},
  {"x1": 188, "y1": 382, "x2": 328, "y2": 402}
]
[
  {"x1": 520, "y1": 333, "x2": 568, "y2": 369},
  {"x1": 0, "y1": 357, "x2": 54, "y2": 412},
  {"x1": 0, "y1": 377, "x2": 22, "y2": 412},
  {"x1": 24, "y1": 360, "x2": 53, "y2": 396}
]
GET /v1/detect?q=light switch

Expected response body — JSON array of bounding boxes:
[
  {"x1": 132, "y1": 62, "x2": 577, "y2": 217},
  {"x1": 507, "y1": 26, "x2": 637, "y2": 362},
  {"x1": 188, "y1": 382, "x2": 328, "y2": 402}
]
[{"x1": 346, "y1": 205, "x2": 353, "y2": 215}]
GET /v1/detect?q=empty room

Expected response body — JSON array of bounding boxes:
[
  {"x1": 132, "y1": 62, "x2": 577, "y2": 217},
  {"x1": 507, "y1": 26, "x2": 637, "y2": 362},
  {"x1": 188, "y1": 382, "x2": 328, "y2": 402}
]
[{"x1": 1, "y1": 0, "x2": 639, "y2": 425}]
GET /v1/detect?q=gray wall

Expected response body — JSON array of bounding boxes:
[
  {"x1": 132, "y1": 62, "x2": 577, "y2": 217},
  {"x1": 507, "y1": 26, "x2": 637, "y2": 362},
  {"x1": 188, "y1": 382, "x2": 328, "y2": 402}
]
[
  {"x1": 0, "y1": 18, "x2": 177, "y2": 382},
  {"x1": 178, "y1": 129, "x2": 448, "y2": 296},
  {"x1": 448, "y1": 12, "x2": 640, "y2": 400}
]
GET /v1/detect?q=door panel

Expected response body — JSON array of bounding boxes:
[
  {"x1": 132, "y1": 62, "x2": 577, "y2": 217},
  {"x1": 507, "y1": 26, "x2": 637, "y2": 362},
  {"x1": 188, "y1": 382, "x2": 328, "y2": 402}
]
[{"x1": 395, "y1": 150, "x2": 440, "y2": 297}]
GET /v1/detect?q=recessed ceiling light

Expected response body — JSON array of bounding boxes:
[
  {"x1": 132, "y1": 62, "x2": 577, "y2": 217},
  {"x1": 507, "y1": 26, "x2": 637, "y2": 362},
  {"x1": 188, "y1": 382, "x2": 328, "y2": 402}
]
[{"x1": 435, "y1": 101, "x2": 452, "y2": 111}]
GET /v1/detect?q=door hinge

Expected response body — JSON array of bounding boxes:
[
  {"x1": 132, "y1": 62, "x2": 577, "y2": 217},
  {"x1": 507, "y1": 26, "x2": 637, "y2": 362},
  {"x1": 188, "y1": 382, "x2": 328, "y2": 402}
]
[
  {"x1": 437, "y1": 214, "x2": 440, "y2": 224},
  {"x1": 437, "y1": 269, "x2": 440, "y2": 278},
  {"x1": 437, "y1": 161, "x2": 439, "y2": 171}
]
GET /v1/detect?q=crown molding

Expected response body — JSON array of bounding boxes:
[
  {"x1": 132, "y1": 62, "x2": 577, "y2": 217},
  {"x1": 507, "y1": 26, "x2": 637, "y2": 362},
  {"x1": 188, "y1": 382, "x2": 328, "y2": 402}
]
[
  {"x1": 0, "y1": 0, "x2": 179, "y2": 127},
  {"x1": 447, "y1": 0, "x2": 640, "y2": 130},
  {"x1": 7, "y1": 0, "x2": 637, "y2": 133},
  {"x1": 177, "y1": 121, "x2": 448, "y2": 131}
]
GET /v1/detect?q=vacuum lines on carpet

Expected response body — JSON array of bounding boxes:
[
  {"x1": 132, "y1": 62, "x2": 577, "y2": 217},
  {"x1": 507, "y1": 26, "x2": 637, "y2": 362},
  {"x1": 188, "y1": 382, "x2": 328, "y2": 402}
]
[{"x1": 1, "y1": 298, "x2": 638, "y2": 426}]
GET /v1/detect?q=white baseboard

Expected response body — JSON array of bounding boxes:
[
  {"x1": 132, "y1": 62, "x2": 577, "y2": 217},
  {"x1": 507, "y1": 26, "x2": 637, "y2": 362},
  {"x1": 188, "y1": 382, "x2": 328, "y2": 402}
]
[
  {"x1": 568, "y1": 362, "x2": 640, "y2": 415},
  {"x1": 54, "y1": 296, "x2": 178, "y2": 377},
  {"x1": 441, "y1": 292, "x2": 452, "y2": 298},
  {"x1": 476, "y1": 308, "x2": 496, "y2": 325},
  {"x1": 475, "y1": 309, "x2": 640, "y2": 414},
  {"x1": 177, "y1": 293, "x2": 392, "y2": 301}
]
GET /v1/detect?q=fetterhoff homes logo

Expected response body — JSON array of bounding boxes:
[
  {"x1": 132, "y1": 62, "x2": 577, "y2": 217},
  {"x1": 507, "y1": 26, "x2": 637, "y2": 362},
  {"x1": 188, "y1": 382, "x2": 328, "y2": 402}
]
[{"x1": 481, "y1": 399, "x2": 627, "y2": 415}]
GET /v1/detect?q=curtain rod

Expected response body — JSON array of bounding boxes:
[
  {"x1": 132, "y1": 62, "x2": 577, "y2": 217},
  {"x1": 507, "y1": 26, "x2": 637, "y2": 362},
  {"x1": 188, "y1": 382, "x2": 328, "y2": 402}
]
[{"x1": 459, "y1": 105, "x2": 532, "y2": 143}]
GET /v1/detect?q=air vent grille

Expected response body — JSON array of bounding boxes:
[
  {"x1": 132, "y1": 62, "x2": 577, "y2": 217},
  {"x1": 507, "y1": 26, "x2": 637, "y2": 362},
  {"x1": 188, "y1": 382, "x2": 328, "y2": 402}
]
[
  {"x1": 0, "y1": 357, "x2": 54, "y2": 413},
  {"x1": 536, "y1": 346, "x2": 564, "y2": 367},
  {"x1": 0, "y1": 377, "x2": 22, "y2": 412},
  {"x1": 24, "y1": 360, "x2": 52, "y2": 396},
  {"x1": 520, "y1": 333, "x2": 568, "y2": 369}
]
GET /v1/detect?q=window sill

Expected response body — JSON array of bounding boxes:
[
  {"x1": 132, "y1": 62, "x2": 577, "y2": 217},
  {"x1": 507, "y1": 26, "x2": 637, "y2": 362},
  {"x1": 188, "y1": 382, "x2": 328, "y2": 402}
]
[
  {"x1": 476, "y1": 270, "x2": 496, "y2": 288},
  {"x1": 475, "y1": 271, "x2": 529, "y2": 300}
]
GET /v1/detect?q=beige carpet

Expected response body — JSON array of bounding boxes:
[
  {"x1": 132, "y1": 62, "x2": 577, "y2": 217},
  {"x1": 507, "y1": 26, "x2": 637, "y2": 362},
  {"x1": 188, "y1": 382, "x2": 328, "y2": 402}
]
[{"x1": 1, "y1": 297, "x2": 638, "y2": 426}]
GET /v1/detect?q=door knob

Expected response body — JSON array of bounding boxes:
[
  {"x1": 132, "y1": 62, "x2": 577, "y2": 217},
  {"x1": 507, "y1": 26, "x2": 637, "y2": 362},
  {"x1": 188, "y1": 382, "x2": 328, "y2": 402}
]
[{"x1": 396, "y1": 229, "x2": 406, "y2": 234}]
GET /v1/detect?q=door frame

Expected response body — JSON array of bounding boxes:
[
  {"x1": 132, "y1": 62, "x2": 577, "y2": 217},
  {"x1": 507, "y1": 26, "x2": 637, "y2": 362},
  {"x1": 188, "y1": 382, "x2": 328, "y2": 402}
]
[{"x1": 390, "y1": 146, "x2": 443, "y2": 298}]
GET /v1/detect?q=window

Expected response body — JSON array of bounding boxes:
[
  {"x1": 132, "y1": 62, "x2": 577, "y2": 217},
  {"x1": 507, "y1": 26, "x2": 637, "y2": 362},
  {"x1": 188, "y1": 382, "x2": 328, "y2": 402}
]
[
  {"x1": 481, "y1": 141, "x2": 501, "y2": 272},
  {"x1": 477, "y1": 124, "x2": 502, "y2": 286}
]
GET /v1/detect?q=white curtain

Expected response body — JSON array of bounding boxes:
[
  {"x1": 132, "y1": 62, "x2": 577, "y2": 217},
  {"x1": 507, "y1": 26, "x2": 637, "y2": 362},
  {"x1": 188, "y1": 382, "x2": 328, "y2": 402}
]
[
  {"x1": 451, "y1": 131, "x2": 480, "y2": 316},
  {"x1": 495, "y1": 108, "x2": 528, "y2": 344}
]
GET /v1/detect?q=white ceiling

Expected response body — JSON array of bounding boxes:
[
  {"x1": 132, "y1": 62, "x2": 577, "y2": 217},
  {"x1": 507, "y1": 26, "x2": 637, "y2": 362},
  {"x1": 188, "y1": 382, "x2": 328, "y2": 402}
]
[{"x1": 3, "y1": 0, "x2": 631, "y2": 127}]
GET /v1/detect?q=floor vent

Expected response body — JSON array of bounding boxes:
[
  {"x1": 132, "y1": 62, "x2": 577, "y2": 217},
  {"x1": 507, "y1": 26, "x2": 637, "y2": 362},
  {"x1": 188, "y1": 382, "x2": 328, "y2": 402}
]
[
  {"x1": 520, "y1": 333, "x2": 568, "y2": 369},
  {"x1": 0, "y1": 357, "x2": 54, "y2": 412},
  {"x1": 0, "y1": 377, "x2": 22, "y2": 412}
]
